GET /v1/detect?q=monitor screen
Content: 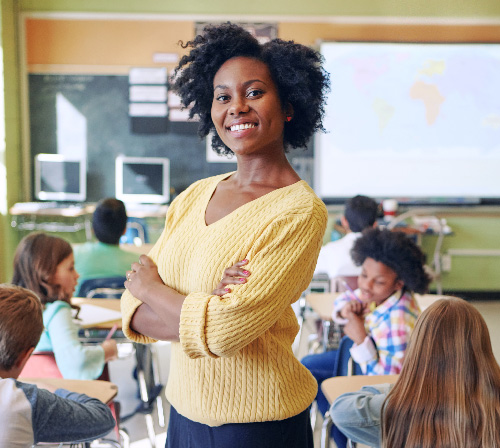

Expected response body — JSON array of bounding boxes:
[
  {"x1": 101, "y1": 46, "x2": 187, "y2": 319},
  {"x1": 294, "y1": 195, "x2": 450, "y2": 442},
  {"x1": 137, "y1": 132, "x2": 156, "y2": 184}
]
[
  {"x1": 314, "y1": 41, "x2": 500, "y2": 204},
  {"x1": 115, "y1": 155, "x2": 170, "y2": 204},
  {"x1": 35, "y1": 154, "x2": 86, "y2": 202}
]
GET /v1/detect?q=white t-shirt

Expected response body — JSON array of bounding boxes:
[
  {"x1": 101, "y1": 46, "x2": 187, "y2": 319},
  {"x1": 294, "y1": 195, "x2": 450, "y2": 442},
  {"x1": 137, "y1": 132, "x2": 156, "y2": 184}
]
[{"x1": 314, "y1": 232, "x2": 362, "y2": 278}]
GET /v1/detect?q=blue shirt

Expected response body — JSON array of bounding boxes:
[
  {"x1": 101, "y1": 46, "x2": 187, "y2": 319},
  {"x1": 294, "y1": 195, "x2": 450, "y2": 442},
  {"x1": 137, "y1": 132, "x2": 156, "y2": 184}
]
[{"x1": 330, "y1": 383, "x2": 391, "y2": 448}]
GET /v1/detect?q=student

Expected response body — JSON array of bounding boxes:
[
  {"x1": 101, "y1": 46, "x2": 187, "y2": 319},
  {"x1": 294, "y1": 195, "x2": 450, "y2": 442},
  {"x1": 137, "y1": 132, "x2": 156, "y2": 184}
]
[
  {"x1": 0, "y1": 283, "x2": 115, "y2": 447},
  {"x1": 302, "y1": 227, "x2": 431, "y2": 416},
  {"x1": 12, "y1": 232, "x2": 118, "y2": 380},
  {"x1": 74, "y1": 197, "x2": 138, "y2": 294},
  {"x1": 330, "y1": 297, "x2": 500, "y2": 448},
  {"x1": 315, "y1": 195, "x2": 379, "y2": 279}
]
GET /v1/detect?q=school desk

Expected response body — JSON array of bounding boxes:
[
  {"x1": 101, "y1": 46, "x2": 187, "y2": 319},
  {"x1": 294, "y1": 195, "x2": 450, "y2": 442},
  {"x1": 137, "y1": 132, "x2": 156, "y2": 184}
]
[
  {"x1": 22, "y1": 377, "x2": 118, "y2": 404},
  {"x1": 10, "y1": 202, "x2": 168, "y2": 243},
  {"x1": 72, "y1": 297, "x2": 122, "y2": 330},
  {"x1": 22, "y1": 378, "x2": 120, "y2": 448}
]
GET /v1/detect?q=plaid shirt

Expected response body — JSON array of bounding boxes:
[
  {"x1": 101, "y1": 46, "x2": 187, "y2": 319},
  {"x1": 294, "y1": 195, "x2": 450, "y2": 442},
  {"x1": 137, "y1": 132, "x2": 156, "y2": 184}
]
[{"x1": 333, "y1": 290, "x2": 421, "y2": 375}]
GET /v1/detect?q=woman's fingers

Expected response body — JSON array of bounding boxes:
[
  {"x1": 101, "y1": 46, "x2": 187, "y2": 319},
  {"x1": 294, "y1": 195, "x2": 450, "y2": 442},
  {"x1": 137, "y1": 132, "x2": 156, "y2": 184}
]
[{"x1": 212, "y1": 259, "x2": 250, "y2": 296}]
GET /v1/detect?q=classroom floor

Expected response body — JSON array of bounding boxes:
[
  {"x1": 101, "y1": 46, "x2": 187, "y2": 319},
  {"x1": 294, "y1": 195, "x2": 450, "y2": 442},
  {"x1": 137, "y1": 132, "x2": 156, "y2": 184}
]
[{"x1": 107, "y1": 296, "x2": 500, "y2": 448}]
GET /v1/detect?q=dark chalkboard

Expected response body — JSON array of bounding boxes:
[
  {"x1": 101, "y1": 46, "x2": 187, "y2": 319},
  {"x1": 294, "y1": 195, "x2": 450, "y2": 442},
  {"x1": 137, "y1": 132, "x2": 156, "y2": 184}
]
[{"x1": 28, "y1": 74, "x2": 313, "y2": 202}]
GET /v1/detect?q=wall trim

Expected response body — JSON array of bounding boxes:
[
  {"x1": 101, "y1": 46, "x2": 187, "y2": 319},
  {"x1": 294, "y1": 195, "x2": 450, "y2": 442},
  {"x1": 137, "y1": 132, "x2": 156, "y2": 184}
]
[{"x1": 20, "y1": 11, "x2": 500, "y2": 26}]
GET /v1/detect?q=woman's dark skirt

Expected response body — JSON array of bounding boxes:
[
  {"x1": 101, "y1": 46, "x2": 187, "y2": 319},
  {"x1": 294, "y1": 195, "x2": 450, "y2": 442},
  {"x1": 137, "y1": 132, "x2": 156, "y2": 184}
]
[{"x1": 166, "y1": 406, "x2": 314, "y2": 448}]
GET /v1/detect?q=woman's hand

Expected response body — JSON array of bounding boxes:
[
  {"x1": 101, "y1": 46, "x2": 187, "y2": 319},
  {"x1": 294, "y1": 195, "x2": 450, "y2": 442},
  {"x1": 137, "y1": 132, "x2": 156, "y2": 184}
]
[
  {"x1": 125, "y1": 255, "x2": 165, "y2": 303},
  {"x1": 212, "y1": 259, "x2": 250, "y2": 296}
]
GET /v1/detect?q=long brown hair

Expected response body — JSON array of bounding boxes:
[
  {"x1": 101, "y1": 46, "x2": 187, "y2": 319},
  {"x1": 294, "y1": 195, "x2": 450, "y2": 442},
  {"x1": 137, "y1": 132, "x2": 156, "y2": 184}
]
[
  {"x1": 382, "y1": 297, "x2": 500, "y2": 448},
  {"x1": 11, "y1": 232, "x2": 73, "y2": 305}
]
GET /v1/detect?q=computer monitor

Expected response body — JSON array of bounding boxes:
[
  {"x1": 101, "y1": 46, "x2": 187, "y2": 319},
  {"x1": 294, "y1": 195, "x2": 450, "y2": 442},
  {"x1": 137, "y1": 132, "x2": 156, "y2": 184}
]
[
  {"x1": 34, "y1": 153, "x2": 86, "y2": 202},
  {"x1": 115, "y1": 155, "x2": 170, "y2": 204}
]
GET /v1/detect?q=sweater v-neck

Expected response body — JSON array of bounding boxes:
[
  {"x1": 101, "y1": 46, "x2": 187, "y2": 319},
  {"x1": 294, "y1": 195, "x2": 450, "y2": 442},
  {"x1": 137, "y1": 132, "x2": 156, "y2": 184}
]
[{"x1": 201, "y1": 172, "x2": 306, "y2": 228}]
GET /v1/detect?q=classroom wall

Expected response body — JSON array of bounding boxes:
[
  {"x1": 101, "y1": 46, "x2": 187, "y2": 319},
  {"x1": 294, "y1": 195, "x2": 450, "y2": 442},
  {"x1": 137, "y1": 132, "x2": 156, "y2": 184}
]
[
  {"x1": 1, "y1": 0, "x2": 500, "y2": 285},
  {"x1": 0, "y1": 0, "x2": 24, "y2": 283},
  {"x1": 17, "y1": 0, "x2": 500, "y2": 18}
]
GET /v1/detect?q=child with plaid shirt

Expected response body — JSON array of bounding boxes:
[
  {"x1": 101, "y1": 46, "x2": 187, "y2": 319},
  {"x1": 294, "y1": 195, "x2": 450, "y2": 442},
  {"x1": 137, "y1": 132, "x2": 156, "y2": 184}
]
[{"x1": 302, "y1": 228, "x2": 431, "y2": 416}]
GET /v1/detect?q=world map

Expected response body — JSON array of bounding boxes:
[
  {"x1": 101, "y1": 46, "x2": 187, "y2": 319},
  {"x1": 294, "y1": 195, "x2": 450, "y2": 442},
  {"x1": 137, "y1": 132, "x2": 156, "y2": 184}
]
[{"x1": 322, "y1": 42, "x2": 500, "y2": 156}]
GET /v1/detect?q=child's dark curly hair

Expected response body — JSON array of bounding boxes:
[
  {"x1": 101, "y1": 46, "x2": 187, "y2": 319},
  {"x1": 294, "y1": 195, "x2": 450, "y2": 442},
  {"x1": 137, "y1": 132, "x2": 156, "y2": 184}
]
[
  {"x1": 172, "y1": 22, "x2": 330, "y2": 156},
  {"x1": 351, "y1": 228, "x2": 432, "y2": 294}
]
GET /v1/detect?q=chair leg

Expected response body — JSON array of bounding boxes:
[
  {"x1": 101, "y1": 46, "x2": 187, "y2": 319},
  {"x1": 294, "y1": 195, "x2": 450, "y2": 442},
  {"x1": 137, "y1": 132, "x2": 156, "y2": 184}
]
[
  {"x1": 321, "y1": 411, "x2": 333, "y2": 448},
  {"x1": 145, "y1": 412, "x2": 157, "y2": 448},
  {"x1": 293, "y1": 296, "x2": 307, "y2": 356},
  {"x1": 310, "y1": 400, "x2": 318, "y2": 431},
  {"x1": 119, "y1": 428, "x2": 130, "y2": 448},
  {"x1": 150, "y1": 344, "x2": 166, "y2": 428}
]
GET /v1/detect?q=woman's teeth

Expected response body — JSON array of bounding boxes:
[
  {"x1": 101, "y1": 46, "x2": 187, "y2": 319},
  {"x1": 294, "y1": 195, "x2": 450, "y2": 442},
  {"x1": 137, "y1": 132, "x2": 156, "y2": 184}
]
[{"x1": 230, "y1": 123, "x2": 256, "y2": 131}]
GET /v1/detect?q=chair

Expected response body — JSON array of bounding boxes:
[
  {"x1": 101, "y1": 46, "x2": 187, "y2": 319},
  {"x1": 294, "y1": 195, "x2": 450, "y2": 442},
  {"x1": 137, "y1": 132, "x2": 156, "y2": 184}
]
[
  {"x1": 321, "y1": 336, "x2": 362, "y2": 448},
  {"x1": 19, "y1": 351, "x2": 63, "y2": 378},
  {"x1": 333, "y1": 275, "x2": 358, "y2": 293},
  {"x1": 120, "y1": 343, "x2": 165, "y2": 448},
  {"x1": 332, "y1": 336, "x2": 363, "y2": 377},
  {"x1": 77, "y1": 276, "x2": 127, "y2": 299},
  {"x1": 385, "y1": 208, "x2": 450, "y2": 295},
  {"x1": 293, "y1": 273, "x2": 332, "y2": 356},
  {"x1": 120, "y1": 217, "x2": 150, "y2": 245}
]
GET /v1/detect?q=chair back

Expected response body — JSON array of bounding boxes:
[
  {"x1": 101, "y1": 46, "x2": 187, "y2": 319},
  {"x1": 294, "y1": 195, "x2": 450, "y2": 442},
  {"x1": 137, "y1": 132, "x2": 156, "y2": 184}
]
[
  {"x1": 77, "y1": 276, "x2": 127, "y2": 298},
  {"x1": 19, "y1": 351, "x2": 63, "y2": 378},
  {"x1": 120, "y1": 217, "x2": 150, "y2": 245},
  {"x1": 333, "y1": 336, "x2": 363, "y2": 377}
]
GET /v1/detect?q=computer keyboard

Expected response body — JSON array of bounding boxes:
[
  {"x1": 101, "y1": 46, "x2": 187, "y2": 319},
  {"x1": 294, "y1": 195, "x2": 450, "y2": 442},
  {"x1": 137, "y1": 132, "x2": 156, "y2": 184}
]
[
  {"x1": 11, "y1": 202, "x2": 58, "y2": 211},
  {"x1": 11, "y1": 202, "x2": 85, "y2": 212},
  {"x1": 124, "y1": 203, "x2": 165, "y2": 213}
]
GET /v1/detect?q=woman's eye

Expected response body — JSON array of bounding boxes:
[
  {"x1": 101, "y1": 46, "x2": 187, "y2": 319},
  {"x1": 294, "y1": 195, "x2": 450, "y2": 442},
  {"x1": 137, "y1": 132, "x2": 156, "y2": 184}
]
[
  {"x1": 247, "y1": 89, "x2": 263, "y2": 98},
  {"x1": 215, "y1": 94, "x2": 230, "y2": 102}
]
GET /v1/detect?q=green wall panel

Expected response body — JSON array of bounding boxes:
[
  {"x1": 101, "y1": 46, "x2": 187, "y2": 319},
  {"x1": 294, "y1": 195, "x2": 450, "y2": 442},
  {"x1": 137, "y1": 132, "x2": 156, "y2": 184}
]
[{"x1": 18, "y1": 0, "x2": 500, "y2": 18}]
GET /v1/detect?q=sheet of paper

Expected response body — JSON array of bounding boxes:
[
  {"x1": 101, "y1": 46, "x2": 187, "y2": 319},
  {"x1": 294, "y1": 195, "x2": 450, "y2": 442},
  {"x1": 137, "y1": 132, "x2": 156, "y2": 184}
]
[{"x1": 75, "y1": 303, "x2": 122, "y2": 327}]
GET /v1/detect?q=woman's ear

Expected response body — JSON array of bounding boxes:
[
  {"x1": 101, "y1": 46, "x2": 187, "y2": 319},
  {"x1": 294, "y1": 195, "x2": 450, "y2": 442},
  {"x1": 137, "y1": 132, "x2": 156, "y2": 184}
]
[{"x1": 284, "y1": 103, "x2": 294, "y2": 122}]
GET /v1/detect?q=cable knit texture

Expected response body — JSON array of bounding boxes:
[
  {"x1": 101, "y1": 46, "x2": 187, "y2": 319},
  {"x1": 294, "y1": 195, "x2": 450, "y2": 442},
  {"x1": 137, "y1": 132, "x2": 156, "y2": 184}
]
[{"x1": 121, "y1": 172, "x2": 327, "y2": 426}]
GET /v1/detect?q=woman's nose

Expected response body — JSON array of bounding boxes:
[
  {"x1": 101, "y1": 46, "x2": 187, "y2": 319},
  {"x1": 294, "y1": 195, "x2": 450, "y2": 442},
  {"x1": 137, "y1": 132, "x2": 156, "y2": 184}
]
[{"x1": 228, "y1": 96, "x2": 249, "y2": 115}]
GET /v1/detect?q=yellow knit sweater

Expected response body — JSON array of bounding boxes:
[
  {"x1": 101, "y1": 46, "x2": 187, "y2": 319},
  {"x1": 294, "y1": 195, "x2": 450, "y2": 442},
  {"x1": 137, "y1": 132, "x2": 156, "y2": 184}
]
[{"x1": 121, "y1": 173, "x2": 327, "y2": 426}]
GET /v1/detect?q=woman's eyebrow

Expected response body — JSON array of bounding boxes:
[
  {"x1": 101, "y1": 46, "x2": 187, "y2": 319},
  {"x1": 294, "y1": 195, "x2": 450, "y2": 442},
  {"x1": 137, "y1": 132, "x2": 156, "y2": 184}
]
[{"x1": 214, "y1": 79, "x2": 267, "y2": 91}]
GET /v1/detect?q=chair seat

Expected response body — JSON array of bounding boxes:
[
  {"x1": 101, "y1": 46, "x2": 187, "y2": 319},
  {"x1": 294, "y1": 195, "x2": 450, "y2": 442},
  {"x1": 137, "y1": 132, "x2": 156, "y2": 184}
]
[{"x1": 19, "y1": 351, "x2": 63, "y2": 378}]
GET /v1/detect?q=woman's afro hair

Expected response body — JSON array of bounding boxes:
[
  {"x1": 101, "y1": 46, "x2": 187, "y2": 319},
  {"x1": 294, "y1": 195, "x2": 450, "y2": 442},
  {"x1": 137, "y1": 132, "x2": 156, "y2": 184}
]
[
  {"x1": 351, "y1": 227, "x2": 432, "y2": 294},
  {"x1": 171, "y1": 22, "x2": 330, "y2": 156}
]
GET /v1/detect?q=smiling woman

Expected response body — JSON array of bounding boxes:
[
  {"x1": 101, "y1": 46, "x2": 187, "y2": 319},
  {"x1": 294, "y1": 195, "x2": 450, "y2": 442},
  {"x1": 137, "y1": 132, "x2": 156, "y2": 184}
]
[{"x1": 120, "y1": 23, "x2": 330, "y2": 448}]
